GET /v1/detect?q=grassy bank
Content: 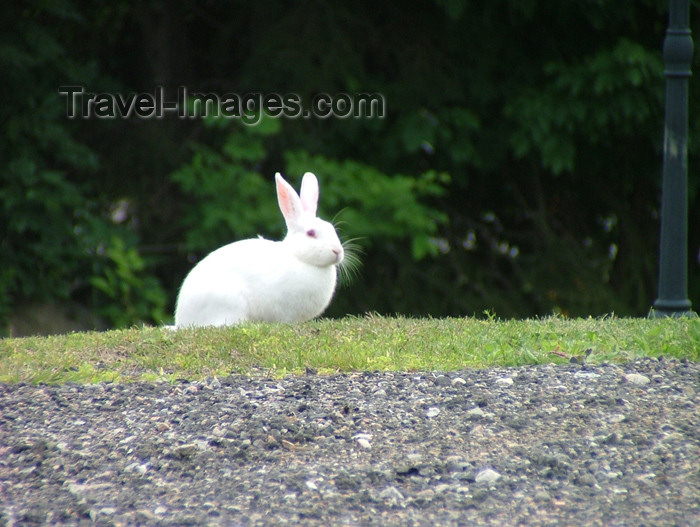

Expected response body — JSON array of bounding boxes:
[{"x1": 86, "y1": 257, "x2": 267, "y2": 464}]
[{"x1": 0, "y1": 315, "x2": 698, "y2": 384}]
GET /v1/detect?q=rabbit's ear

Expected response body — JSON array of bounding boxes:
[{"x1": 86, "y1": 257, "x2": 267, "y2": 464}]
[
  {"x1": 276, "y1": 172, "x2": 304, "y2": 229},
  {"x1": 299, "y1": 172, "x2": 319, "y2": 216}
]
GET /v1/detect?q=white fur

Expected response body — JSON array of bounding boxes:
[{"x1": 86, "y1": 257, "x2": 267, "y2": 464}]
[{"x1": 174, "y1": 172, "x2": 344, "y2": 327}]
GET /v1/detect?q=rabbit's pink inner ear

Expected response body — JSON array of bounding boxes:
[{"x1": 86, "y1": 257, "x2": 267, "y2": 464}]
[
  {"x1": 300, "y1": 172, "x2": 319, "y2": 216},
  {"x1": 276, "y1": 173, "x2": 304, "y2": 227}
]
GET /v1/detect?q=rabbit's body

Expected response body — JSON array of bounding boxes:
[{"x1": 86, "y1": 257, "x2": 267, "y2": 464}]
[
  {"x1": 174, "y1": 172, "x2": 344, "y2": 327},
  {"x1": 175, "y1": 238, "x2": 338, "y2": 326}
]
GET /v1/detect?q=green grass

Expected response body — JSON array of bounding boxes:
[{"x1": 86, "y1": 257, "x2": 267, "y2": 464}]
[{"x1": 0, "y1": 315, "x2": 698, "y2": 384}]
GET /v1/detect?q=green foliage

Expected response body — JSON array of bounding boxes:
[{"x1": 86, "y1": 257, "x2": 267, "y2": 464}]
[
  {"x1": 170, "y1": 114, "x2": 284, "y2": 250},
  {"x1": 506, "y1": 38, "x2": 664, "y2": 175},
  {"x1": 0, "y1": 1, "x2": 168, "y2": 333},
  {"x1": 89, "y1": 236, "x2": 169, "y2": 327},
  {"x1": 0, "y1": 1, "x2": 96, "y2": 327},
  {"x1": 2, "y1": 0, "x2": 698, "y2": 333},
  {"x1": 284, "y1": 151, "x2": 450, "y2": 259},
  {"x1": 171, "y1": 114, "x2": 450, "y2": 261}
]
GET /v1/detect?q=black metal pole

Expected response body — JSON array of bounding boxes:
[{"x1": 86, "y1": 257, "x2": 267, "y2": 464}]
[{"x1": 651, "y1": 0, "x2": 697, "y2": 318}]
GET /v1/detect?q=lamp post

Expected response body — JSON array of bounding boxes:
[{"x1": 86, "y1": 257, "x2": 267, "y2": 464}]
[{"x1": 651, "y1": 0, "x2": 697, "y2": 318}]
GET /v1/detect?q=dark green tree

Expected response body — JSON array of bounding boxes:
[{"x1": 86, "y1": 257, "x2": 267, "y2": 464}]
[{"x1": 2, "y1": 0, "x2": 697, "y2": 333}]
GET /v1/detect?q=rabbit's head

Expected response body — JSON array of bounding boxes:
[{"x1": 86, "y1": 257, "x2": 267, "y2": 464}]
[{"x1": 276, "y1": 172, "x2": 344, "y2": 267}]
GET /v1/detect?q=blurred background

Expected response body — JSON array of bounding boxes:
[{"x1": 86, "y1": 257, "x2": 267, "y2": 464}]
[{"x1": 2, "y1": 0, "x2": 699, "y2": 335}]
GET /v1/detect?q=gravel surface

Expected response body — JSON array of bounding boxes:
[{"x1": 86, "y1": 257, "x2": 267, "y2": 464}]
[{"x1": 1, "y1": 357, "x2": 698, "y2": 526}]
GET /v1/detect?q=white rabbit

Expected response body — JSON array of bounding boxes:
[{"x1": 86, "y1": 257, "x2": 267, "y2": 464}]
[{"x1": 174, "y1": 172, "x2": 344, "y2": 327}]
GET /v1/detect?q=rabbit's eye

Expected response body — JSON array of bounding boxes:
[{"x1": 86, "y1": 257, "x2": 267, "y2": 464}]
[{"x1": 306, "y1": 229, "x2": 317, "y2": 238}]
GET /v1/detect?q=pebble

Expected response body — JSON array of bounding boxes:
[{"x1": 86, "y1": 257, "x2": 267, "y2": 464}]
[
  {"x1": 445, "y1": 456, "x2": 469, "y2": 472},
  {"x1": 353, "y1": 433, "x2": 372, "y2": 449},
  {"x1": 415, "y1": 489, "x2": 435, "y2": 502},
  {"x1": 467, "y1": 407, "x2": 485, "y2": 418},
  {"x1": 172, "y1": 444, "x2": 197, "y2": 459},
  {"x1": 475, "y1": 468, "x2": 501, "y2": 483},
  {"x1": 356, "y1": 438, "x2": 371, "y2": 449},
  {"x1": 434, "y1": 484, "x2": 451, "y2": 494},
  {"x1": 433, "y1": 375, "x2": 452, "y2": 386},
  {"x1": 379, "y1": 486, "x2": 404, "y2": 502},
  {"x1": 425, "y1": 407, "x2": 441, "y2": 418},
  {"x1": 574, "y1": 371, "x2": 600, "y2": 380},
  {"x1": 577, "y1": 474, "x2": 597, "y2": 487},
  {"x1": 607, "y1": 414, "x2": 626, "y2": 424},
  {"x1": 534, "y1": 490, "x2": 551, "y2": 502},
  {"x1": 2, "y1": 357, "x2": 697, "y2": 527},
  {"x1": 124, "y1": 462, "x2": 149, "y2": 474},
  {"x1": 624, "y1": 373, "x2": 651, "y2": 385}
]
